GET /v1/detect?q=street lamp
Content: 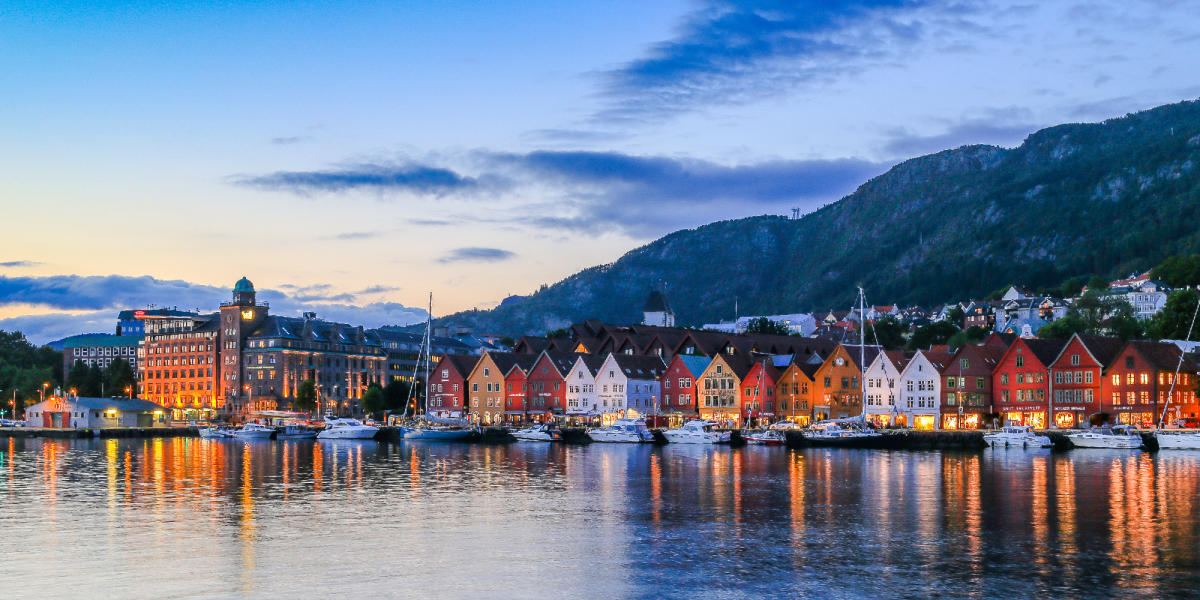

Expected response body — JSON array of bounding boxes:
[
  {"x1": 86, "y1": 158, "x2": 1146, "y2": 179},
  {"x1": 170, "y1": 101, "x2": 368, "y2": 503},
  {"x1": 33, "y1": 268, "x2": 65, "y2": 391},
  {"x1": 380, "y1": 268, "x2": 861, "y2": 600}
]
[
  {"x1": 40, "y1": 382, "x2": 49, "y2": 403},
  {"x1": 125, "y1": 386, "x2": 131, "y2": 399}
]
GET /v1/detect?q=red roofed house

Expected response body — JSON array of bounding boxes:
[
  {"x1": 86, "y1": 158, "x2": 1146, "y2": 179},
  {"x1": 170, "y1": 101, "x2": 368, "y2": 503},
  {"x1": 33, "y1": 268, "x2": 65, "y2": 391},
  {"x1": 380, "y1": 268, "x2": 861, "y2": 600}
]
[
  {"x1": 1104, "y1": 340, "x2": 1200, "y2": 427},
  {"x1": 741, "y1": 359, "x2": 781, "y2": 428},
  {"x1": 427, "y1": 354, "x2": 479, "y2": 419},
  {"x1": 1047, "y1": 334, "x2": 1124, "y2": 428},
  {"x1": 992, "y1": 337, "x2": 1067, "y2": 428}
]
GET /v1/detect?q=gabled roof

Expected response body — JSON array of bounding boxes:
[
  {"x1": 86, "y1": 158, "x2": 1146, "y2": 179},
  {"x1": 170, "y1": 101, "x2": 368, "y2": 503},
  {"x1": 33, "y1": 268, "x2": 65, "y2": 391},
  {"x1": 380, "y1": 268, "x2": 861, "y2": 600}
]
[
  {"x1": 921, "y1": 350, "x2": 955, "y2": 373},
  {"x1": 610, "y1": 354, "x2": 667, "y2": 380},
  {"x1": 1063, "y1": 334, "x2": 1127, "y2": 368},
  {"x1": 674, "y1": 354, "x2": 712, "y2": 378},
  {"x1": 1124, "y1": 340, "x2": 1199, "y2": 372},
  {"x1": 440, "y1": 354, "x2": 480, "y2": 377},
  {"x1": 643, "y1": 291, "x2": 671, "y2": 312},
  {"x1": 1018, "y1": 337, "x2": 1069, "y2": 367},
  {"x1": 881, "y1": 350, "x2": 912, "y2": 372}
]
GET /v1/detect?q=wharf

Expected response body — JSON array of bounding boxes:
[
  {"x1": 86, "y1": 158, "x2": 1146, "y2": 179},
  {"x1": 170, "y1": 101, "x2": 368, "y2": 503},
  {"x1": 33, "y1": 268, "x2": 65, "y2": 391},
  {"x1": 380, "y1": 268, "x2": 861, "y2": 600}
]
[
  {"x1": 0, "y1": 427, "x2": 198, "y2": 439},
  {"x1": 784, "y1": 429, "x2": 987, "y2": 450}
]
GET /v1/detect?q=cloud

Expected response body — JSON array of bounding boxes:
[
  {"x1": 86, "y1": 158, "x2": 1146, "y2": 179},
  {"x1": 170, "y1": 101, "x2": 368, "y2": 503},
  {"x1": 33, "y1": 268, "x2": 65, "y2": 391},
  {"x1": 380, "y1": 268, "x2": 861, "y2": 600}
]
[
  {"x1": 882, "y1": 119, "x2": 1039, "y2": 157},
  {"x1": 332, "y1": 231, "x2": 383, "y2": 240},
  {"x1": 0, "y1": 274, "x2": 428, "y2": 345},
  {"x1": 409, "y1": 218, "x2": 452, "y2": 227},
  {"x1": 0, "y1": 260, "x2": 41, "y2": 268},
  {"x1": 437, "y1": 247, "x2": 517, "y2": 264},
  {"x1": 232, "y1": 163, "x2": 493, "y2": 195},
  {"x1": 270, "y1": 135, "x2": 310, "y2": 145},
  {"x1": 356, "y1": 285, "x2": 401, "y2": 295}
]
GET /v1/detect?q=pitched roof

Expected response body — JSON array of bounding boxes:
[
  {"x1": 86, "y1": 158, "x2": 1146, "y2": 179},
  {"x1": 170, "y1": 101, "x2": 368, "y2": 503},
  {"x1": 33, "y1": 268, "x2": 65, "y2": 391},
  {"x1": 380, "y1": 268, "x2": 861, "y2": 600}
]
[
  {"x1": 921, "y1": 350, "x2": 955, "y2": 372},
  {"x1": 676, "y1": 354, "x2": 712, "y2": 377},
  {"x1": 1074, "y1": 334, "x2": 1127, "y2": 367},
  {"x1": 643, "y1": 291, "x2": 671, "y2": 312},
  {"x1": 444, "y1": 354, "x2": 480, "y2": 376},
  {"x1": 610, "y1": 354, "x2": 667, "y2": 379},
  {"x1": 1127, "y1": 340, "x2": 1200, "y2": 372},
  {"x1": 1021, "y1": 338, "x2": 1068, "y2": 366}
]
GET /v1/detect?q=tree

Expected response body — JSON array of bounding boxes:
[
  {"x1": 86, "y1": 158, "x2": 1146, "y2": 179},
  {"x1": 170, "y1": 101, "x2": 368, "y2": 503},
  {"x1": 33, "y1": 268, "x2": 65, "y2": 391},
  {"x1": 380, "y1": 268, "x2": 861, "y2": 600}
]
[
  {"x1": 383, "y1": 380, "x2": 412, "y2": 413},
  {"x1": 294, "y1": 379, "x2": 317, "y2": 413},
  {"x1": 1038, "y1": 316, "x2": 1089, "y2": 340},
  {"x1": 65, "y1": 359, "x2": 91, "y2": 395},
  {"x1": 1152, "y1": 254, "x2": 1200, "y2": 288},
  {"x1": 1038, "y1": 291, "x2": 1144, "y2": 340},
  {"x1": 907, "y1": 321, "x2": 959, "y2": 350},
  {"x1": 947, "y1": 325, "x2": 990, "y2": 351},
  {"x1": 104, "y1": 358, "x2": 137, "y2": 397},
  {"x1": 1149, "y1": 289, "x2": 1200, "y2": 340},
  {"x1": 867, "y1": 317, "x2": 906, "y2": 350},
  {"x1": 546, "y1": 328, "x2": 570, "y2": 339},
  {"x1": 1085, "y1": 275, "x2": 1110, "y2": 293},
  {"x1": 1059, "y1": 276, "x2": 1088, "y2": 298},
  {"x1": 946, "y1": 306, "x2": 965, "y2": 328},
  {"x1": 745, "y1": 317, "x2": 790, "y2": 336},
  {"x1": 84, "y1": 365, "x2": 104, "y2": 397},
  {"x1": 361, "y1": 384, "x2": 386, "y2": 418}
]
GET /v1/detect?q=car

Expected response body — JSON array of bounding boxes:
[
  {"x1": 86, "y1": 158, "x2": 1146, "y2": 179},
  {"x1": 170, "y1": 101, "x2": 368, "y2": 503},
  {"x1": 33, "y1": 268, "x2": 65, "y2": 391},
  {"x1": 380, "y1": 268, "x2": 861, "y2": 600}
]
[
  {"x1": 1172, "y1": 418, "x2": 1200, "y2": 429},
  {"x1": 0, "y1": 419, "x2": 25, "y2": 427}
]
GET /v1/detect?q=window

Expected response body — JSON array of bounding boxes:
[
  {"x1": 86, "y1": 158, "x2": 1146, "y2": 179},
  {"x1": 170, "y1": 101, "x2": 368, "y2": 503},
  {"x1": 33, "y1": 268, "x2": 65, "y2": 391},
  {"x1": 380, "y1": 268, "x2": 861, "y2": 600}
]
[
  {"x1": 960, "y1": 358, "x2": 969, "y2": 369},
  {"x1": 1084, "y1": 371, "x2": 1093, "y2": 384},
  {"x1": 1071, "y1": 354, "x2": 1080, "y2": 366},
  {"x1": 1139, "y1": 373, "x2": 1149, "y2": 385},
  {"x1": 1112, "y1": 374, "x2": 1121, "y2": 386},
  {"x1": 976, "y1": 377, "x2": 985, "y2": 390},
  {"x1": 1000, "y1": 374, "x2": 1008, "y2": 385},
  {"x1": 1015, "y1": 355, "x2": 1024, "y2": 368}
]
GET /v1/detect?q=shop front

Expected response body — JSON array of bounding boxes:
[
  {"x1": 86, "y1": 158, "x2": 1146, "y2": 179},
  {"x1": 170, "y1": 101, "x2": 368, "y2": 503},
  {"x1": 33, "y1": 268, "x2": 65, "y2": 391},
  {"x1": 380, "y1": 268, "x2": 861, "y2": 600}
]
[
  {"x1": 1053, "y1": 409, "x2": 1085, "y2": 428},
  {"x1": 865, "y1": 413, "x2": 891, "y2": 427},
  {"x1": 1004, "y1": 407, "x2": 1047, "y2": 428},
  {"x1": 942, "y1": 413, "x2": 983, "y2": 430},
  {"x1": 913, "y1": 415, "x2": 937, "y2": 431},
  {"x1": 699, "y1": 408, "x2": 740, "y2": 428}
]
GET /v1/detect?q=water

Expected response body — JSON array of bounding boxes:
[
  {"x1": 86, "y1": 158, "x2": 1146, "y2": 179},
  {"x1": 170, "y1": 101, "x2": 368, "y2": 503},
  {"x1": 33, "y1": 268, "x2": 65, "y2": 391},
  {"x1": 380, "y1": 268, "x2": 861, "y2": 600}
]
[{"x1": 1, "y1": 437, "x2": 1199, "y2": 599}]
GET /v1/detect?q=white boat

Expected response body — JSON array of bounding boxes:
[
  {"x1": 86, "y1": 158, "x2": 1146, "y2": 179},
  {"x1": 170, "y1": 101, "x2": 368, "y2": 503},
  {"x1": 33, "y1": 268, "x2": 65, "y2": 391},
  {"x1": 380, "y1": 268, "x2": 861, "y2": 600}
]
[
  {"x1": 744, "y1": 429, "x2": 787, "y2": 445},
  {"x1": 805, "y1": 419, "x2": 882, "y2": 441},
  {"x1": 277, "y1": 424, "x2": 318, "y2": 440},
  {"x1": 198, "y1": 426, "x2": 235, "y2": 439},
  {"x1": 512, "y1": 422, "x2": 561, "y2": 442},
  {"x1": 398, "y1": 424, "x2": 476, "y2": 441},
  {"x1": 317, "y1": 417, "x2": 380, "y2": 440},
  {"x1": 984, "y1": 425, "x2": 1053, "y2": 448},
  {"x1": 662, "y1": 420, "x2": 730, "y2": 444},
  {"x1": 1155, "y1": 431, "x2": 1200, "y2": 450},
  {"x1": 233, "y1": 423, "x2": 276, "y2": 439},
  {"x1": 587, "y1": 418, "x2": 655, "y2": 443},
  {"x1": 1067, "y1": 425, "x2": 1143, "y2": 449}
]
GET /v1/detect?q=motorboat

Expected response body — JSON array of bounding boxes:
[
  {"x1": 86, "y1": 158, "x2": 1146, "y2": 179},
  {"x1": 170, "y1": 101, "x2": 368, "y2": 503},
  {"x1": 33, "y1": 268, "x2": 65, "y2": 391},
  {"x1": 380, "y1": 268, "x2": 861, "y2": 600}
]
[
  {"x1": 398, "y1": 423, "x2": 476, "y2": 441},
  {"x1": 983, "y1": 425, "x2": 1053, "y2": 448},
  {"x1": 318, "y1": 417, "x2": 380, "y2": 440},
  {"x1": 805, "y1": 419, "x2": 882, "y2": 441},
  {"x1": 1155, "y1": 430, "x2": 1200, "y2": 450},
  {"x1": 512, "y1": 422, "x2": 561, "y2": 442},
  {"x1": 662, "y1": 420, "x2": 731, "y2": 444},
  {"x1": 1067, "y1": 425, "x2": 1143, "y2": 449},
  {"x1": 744, "y1": 429, "x2": 787, "y2": 445},
  {"x1": 198, "y1": 426, "x2": 235, "y2": 439},
  {"x1": 233, "y1": 423, "x2": 276, "y2": 439},
  {"x1": 587, "y1": 418, "x2": 655, "y2": 443},
  {"x1": 277, "y1": 424, "x2": 318, "y2": 440}
]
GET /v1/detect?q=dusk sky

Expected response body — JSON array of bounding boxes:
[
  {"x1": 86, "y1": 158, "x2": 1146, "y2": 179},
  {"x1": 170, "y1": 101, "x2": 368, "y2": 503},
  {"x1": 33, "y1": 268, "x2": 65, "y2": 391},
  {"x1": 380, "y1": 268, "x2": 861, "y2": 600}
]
[{"x1": 3, "y1": 0, "x2": 1199, "y2": 343}]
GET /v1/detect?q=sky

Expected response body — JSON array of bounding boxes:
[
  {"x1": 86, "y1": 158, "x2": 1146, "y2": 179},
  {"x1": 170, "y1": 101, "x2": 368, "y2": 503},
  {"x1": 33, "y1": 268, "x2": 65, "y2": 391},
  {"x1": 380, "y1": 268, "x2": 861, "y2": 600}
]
[{"x1": 2, "y1": 0, "x2": 1199, "y2": 343}]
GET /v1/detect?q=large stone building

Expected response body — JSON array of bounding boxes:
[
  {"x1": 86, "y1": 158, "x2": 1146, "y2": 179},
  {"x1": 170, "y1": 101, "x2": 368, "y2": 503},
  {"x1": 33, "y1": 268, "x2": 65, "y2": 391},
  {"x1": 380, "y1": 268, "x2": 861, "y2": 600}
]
[
  {"x1": 61, "y1": 334, "x2": 141, "y2": 379},
  {"x1": 138, "y1": 277, "x2": 387, "y2": 421}
]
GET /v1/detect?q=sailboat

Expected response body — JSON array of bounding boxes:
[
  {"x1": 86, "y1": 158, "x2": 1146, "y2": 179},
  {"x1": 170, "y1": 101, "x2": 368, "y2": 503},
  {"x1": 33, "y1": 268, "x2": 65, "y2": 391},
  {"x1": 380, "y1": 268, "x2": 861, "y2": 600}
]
[
  {"x1": 805, "y1": 286, "x2": 883, "y2": 445},
  {"x1": 1154, "y1": 292, "x2": 1200, "y2": 450},
  {"x1": 397, "y1": 292, "x2": 479, "y2": 441}
]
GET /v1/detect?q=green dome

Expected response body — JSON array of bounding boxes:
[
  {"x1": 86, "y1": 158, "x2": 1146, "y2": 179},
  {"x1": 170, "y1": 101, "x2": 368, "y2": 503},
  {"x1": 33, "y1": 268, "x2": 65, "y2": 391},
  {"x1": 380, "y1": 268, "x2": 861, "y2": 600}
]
[{"x1": 233, "y1": 276, "x2": 255, "y2": 293}]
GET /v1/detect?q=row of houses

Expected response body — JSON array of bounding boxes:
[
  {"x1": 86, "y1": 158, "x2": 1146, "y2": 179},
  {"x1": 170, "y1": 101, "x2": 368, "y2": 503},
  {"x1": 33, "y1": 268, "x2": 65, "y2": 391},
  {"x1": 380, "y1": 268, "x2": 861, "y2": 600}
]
[{"x1": 429, "y1": 330, "x2": 1200, "y2": 430}]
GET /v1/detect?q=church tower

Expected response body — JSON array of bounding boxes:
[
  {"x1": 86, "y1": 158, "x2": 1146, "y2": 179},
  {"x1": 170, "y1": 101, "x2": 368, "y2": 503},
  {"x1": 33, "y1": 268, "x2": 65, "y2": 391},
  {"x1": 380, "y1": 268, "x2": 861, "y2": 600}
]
[{"x1": 642, "y1": 290, "x2": 675, "y2": 327}]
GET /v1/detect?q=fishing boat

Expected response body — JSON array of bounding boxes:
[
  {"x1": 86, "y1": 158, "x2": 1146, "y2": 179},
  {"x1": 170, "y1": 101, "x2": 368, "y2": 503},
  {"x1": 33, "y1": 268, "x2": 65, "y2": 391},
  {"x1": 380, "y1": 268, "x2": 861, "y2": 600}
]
[
  {"x1": 662, "y1": 420, "x2": 730, "y2": 444},
  {"x1": 1067, "y1": 425, "x2": 1143, "y2": 449},
  {"x1": 983, "y1": 425, "x2": 1053, "y2": 448},
  {"x1": 317, "y1": 417, "x2": 380, "y2": 440},
  {"x1": 198, "y1": 426, "x2": 235, "y2": 439},
  {"x1": 512, "y1": 422, "x2": 561, "y2": 441},
  {"x1": 744, "y1": 429, "x2": 787, "y2": 445},
  {"x1": 587, "y1": 418, "x2": 655, "y2": 443},
  {"x1": 277, "y1": 424, "x2": 318, "y2": 440},
  {"x1": 1154, "y1": 431, "x2": 1200, "y2": 450},
  {"x1": 233, "y1": 423, "x2": 276, "y2": 439}
]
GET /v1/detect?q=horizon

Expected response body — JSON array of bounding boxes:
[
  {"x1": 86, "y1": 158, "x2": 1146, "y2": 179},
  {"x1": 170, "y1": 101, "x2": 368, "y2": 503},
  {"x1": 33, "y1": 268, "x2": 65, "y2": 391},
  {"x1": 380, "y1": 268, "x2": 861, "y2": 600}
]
[{"x1": 4, "y1": 0, "x2": 1200, "y2": 344}]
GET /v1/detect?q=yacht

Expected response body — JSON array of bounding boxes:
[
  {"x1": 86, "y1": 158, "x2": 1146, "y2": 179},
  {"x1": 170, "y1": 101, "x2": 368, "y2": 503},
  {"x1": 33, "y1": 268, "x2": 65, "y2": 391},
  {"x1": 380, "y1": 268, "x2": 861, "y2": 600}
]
[
  {"x1": 744, "y1": 429, "x2": 787, "y2": 445},
  {"x1": 1067, "y1": 425, "x2": 1143, "y2": 449},
  {"x1": 399, "y1": 423, "x2": 477, "y2": 440},
  {"x1": 587, "y1": 418, "x2": 655, "y2": 443},
  {"x1": 805, "y1": 419, "x2": 882, "y2": 441},
  {"x1": 662, "y1": 420, "x2": 730, "y2": 444},
  {"x1": 512, "y1": 422, "x2": 561, "y2": 442},
  {"x1": 1154, "y1": 430, "x2": 1200, "y2": 450},
  {"x1": 198, "y1": 426, "x2": 235, "y2": 439},
  {"x1": 277, "y1": 424, "x2": 318, "y2": 440},
  {"x1": 984, "y1": 425, "x2": 1053, "y2": 448},
  {"x1": 317, "y1": 417, "x2": 380, "y2": 440},
  {"x1": 233, "y1": 423, "x2": 276, "y2": 439}
]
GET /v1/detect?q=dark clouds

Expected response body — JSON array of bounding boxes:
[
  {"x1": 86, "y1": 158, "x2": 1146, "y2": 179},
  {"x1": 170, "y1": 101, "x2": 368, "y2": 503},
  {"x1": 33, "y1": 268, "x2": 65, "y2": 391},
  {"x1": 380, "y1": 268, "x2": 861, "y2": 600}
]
[
  {"x1": 0, "y1": 260, "x2": 41, "y2": 268},
  {"x1": 234, "y1": 163, "x2": 493, "y2": 195},
  {"x1": 0, "y1": 274, "x2": 428, "y2": 344},
  {"x1": 437, "y1": 247, "x2": 517, "y2": 264}
]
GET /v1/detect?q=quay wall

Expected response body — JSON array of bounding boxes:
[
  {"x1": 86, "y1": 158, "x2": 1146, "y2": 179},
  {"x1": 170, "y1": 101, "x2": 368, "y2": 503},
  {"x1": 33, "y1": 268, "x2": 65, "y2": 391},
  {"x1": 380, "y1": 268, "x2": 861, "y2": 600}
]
[{"x1": 0, "y1": 427, "x2": 197, "y2": 439}]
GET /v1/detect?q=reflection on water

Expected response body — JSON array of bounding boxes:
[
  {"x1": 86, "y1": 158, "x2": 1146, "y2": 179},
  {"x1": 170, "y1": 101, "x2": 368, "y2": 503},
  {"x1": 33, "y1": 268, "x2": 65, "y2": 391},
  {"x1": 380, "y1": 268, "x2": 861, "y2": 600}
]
[{"x1": 2, "y1": 439, "x2": 1200, "y2": 599}]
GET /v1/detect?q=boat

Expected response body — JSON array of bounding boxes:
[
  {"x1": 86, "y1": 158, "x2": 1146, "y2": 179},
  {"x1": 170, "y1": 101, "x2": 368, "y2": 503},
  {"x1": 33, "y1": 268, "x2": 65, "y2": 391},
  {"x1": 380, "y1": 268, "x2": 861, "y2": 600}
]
[
  {"x1": 744, "y1": 429, "x2": 786, "y2": 445},
  {"x1": 198, "y1": 426, "x2": 235, "y2": 439},
  {"x1": 1067, "y1": 425, "x2": 1143, "y2": 449},
  {"x1": 805, "y1": 419, "x2": 882, "y2": 440},
  {"x1": 512, "y1": 422, "x2": 561, "y2": 441},
  {"x1": 983, "y1": 425, "x2": 1053, "y2": 448},
  {"x1": 276, "y1": 424, "x2": 318, "y2": 440},
  {"x1": 318, "y1": 417, "x2": 380, "y2": 440},
  {"x1": 398, "y1": 423, "x2": 477, "y2": 441},
  {"x1": 233, "y1": 423, "x2": 276, "y2": 439},
  {"x1": 1154, "y1": 431, "x2": 1200, "y2": 450},
  {"x1": 662, "y1": 420, "x2": 731, "y2": 444},
  {"x1": 587, "y1": 418, "x2": 655, "y2": 443}
]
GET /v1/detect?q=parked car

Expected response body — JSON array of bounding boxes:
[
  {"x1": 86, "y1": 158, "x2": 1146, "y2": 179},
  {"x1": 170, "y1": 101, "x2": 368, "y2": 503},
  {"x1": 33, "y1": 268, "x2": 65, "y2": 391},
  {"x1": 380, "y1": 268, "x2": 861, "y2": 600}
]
[
  {"x1": 1172, "y1": 418, "x2": 1200, "y2": 429},
  {"x1": 0, "y1": 418, "x2": 25, "y2": 427}
]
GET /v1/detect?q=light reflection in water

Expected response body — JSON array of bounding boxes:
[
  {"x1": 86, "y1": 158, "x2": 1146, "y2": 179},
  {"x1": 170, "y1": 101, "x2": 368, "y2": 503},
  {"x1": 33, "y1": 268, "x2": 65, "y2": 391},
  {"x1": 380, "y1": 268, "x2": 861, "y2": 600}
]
[{"x1": 0, "y1": 439, "x2": 1199, "y2": 598}]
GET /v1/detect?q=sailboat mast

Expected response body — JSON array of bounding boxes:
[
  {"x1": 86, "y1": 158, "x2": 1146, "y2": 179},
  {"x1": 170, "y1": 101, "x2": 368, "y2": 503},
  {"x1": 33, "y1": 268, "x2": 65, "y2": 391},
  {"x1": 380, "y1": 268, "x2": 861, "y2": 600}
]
[
  {"x1": 859, "y1": 287, "x2": 865, "y2": 418},
  {"x1": 424, "y1": 292, "x2": 432, "y2": 420}
]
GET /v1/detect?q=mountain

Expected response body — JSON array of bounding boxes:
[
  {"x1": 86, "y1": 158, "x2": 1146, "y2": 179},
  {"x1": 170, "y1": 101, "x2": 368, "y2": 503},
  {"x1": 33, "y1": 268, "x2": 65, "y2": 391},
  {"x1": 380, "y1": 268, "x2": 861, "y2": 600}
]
[{"x1": 439, "y1": 99, "x2": 1200, "y2": 336}]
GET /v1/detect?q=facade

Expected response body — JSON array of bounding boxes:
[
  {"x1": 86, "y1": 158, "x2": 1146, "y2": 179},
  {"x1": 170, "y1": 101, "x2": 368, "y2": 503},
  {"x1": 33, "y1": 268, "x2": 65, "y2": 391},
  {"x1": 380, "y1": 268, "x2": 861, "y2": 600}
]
[
  {"x1": 590, "y1": 353, "x2": 665, "y2": 424},
  {"x1": 117, "y1": 308, "x2": 197, "y2": 337},
  {"x1": 428, "y1": 354, "x2": 479, "y2": 418},
  {"x1": 25, "y1": 396, "x2": 168, "y2": 429},
  {"x1": 642, "y1": 291, "x2": 675, "y2": 327},
  {"x1": 863, "y1": 350, "x2": 908, "y2": 427},
  {"x1": 139, "y1": 311, "x2": 221, "y2": 421},
  {"x1": 62, "y1": 334, "x2": 141, "y2": 378},
  {"x1": 525, "y1": 351, "x2": 578, "y2": 421},
  {"x1": 940, "y1": 344, "x2": 1006, "y2": 429},
  {"x1": 660, "y1": 354, "x2": 709, "y2": 425},
  {"x1": 373, "y1": 328, "x2": 478, "y2": 385},
  {"x1": 502, "y1": 355, "x2": 539, "y2": 423},
  {"x1": 992, "y1": 337, "x2": 1066, "y2": 428},
  {"x1": 740, "y1": 359, "x2": 780, "y2": 427},
  {"x1": 775, "y1": 359, "x2": 819, "y2": 426},
  {"x1": 1104, "y1": 341, "x2": 1199, "y2": 426},
  {"x1": 697, "y1": 353, "x2": 751, "y2": 426},
  {"x1": 1047, "y1": 334, "x2": 1124, "y2": 428},
  {"x1": 466, "y1": 352, "x2": 515, "y2": 425},
  {"x1": 812, "y1": 344, "x2": 880, "y2": 421},
  {"x1": 897, "y1": 350, "x2": 950, "y2": 430},
  {"x1": 564, "y1": 354, "x2": 604, "y2": 422}
]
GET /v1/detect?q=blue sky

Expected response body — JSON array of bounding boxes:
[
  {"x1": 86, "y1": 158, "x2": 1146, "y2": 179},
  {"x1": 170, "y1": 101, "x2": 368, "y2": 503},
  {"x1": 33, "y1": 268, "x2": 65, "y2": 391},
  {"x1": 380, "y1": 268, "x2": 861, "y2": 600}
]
[{"x1": 2, "y1": 0, "x2": 1199, "y2": 343}]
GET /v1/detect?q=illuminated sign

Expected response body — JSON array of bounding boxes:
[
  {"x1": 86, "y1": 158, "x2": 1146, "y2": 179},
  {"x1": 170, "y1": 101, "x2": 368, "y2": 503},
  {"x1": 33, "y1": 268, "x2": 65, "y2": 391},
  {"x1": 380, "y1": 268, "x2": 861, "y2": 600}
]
[
  {"x1": 241, "y1": 309, "x2": 255, "y2": 320},
  {"x1": 134, "y1": 310, "x2": 146, "y2": 317}
]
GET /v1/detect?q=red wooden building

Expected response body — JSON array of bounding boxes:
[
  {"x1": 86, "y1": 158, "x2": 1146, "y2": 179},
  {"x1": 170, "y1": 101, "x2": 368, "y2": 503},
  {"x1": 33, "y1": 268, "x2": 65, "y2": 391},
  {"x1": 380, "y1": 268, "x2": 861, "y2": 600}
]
[
  {"x1": 741, "y1": 359, "x2": 781, "y2": 427},
  {"x1": 427, "y1": 354, "x2": 478, "y2": 418},
  {"x1": 501, "y1": 354, "x2": 539, "y2": 423},
  {"x1": 1104, "y1": 340, "x2": 1200, "y2": 427},
  {"x1": 524, "y1": 351, "x2": 579, "y2": 421},
  {"x1": 660, "y1": 354, "x2": 709, "y2": 426},
  {"x1": 1047, "y1": 334, "x2": 1124, "y2": 428},
  {"x1": 939, "y1": 344, "x2": 1006, "y2": 429},
  {"x1": 992, "y1": 337, "x2": 1066, "y2": 428}
]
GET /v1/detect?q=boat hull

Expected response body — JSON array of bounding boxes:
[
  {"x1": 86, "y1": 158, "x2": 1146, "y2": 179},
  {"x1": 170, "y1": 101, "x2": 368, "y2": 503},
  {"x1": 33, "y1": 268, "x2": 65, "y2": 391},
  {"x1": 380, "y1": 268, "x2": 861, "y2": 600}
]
[
  {"x1": 512, "y1": 431, "x2": 556, "y2": 441},
  {"x1": 278, "y1": 432, "x2": 318, "y2": 440},
  {"x1": 1155, "y1": 432, "x2": 1200, "y2": 450},
  {"x1": 317, "y1": 428, "x2": 380, "y2": 440},
  {"x1": 233, "y1": 430, "x2": 275, "y2": 440},
  {"x1": 399, "y1": 427, "x2": 475, "y2": 441},
  {"x1": 1067, "y1": 434, "x2": 1142, "y2": 449},
  {"x1": 587, "y1": 431, "x2": 651, "y2": 443},
  {"x1": 662, "y1": 432, "x2": 720, "y2": 444},
  {"x1": 983, "y1": 434, "x2": 1053, "y2": 448}
]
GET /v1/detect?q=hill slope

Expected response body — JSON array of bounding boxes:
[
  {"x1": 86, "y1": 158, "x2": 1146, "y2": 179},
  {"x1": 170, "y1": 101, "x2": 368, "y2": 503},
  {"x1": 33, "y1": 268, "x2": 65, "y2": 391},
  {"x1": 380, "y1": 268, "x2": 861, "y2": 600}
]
[{"x1": 441, "y1": 99, "x2": 1200, "y2": 335}]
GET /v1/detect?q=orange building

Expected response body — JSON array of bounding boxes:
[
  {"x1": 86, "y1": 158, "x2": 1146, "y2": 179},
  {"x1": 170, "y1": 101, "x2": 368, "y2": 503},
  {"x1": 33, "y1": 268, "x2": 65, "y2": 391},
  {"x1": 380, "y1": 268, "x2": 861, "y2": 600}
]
[
  {"x1": 775, "y1": 359, "x2": 819, "y2": 426},
  {"x1": 696, "y1": 353, "x2": 752, "y2": 426},
  {"x1": 812, "y1": 344, "x2": 880, "y2": 421}
]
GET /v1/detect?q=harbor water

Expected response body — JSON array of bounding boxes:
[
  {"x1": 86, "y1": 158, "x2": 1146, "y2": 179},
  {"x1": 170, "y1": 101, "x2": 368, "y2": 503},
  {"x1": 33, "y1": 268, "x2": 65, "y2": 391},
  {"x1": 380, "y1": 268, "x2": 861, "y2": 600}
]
[{"x1": 1, "y1": 437, "x2": 1199, "y2": 599}]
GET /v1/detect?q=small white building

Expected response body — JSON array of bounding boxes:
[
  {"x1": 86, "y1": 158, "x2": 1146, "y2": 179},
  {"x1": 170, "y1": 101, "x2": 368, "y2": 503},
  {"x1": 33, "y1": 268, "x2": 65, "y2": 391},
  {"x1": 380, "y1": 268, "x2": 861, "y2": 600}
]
[
  {"x1": 897, "y1": 350, "x2": 951, "y2": 430},
  {"x1": 25, "y1": 396, "x2": 168, "y2": 429},
  {"x1": 863, "y1": 351, "x2": 909, "y2": 427}
]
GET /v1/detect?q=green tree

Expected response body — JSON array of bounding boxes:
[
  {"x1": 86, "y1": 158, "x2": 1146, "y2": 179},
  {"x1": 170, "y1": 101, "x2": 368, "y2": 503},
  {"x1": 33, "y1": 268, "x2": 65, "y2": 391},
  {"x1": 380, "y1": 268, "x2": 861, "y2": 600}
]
[
  {"x1": 1151, "y1": 254, "x2": 1200, "y2": 288},
  {"x1": 946, "y1": 306, "x2": 965, "y2": 328},
  {"x1": 361, "y1": 384, "x2": 386, "y2": 418},
  {"x1": 1059, "y1": 276, "x2": 1088, "y2": 298},
  {"x1": 907, "y1": 321, "x2": 959, "y2": 350},
  {"x1": 1085, "y1": 275, "x2": 1110, "y2": 293},
  {"x1": 383, "y1": 379, "x2": 412, "y2": 413},
  {"x1": 1038, "y1": 316, "x2": 1089, "y2": 340},
  {"x1": 1149, "y1": 289, "x2": 1200, "y2": 340},
  {"x1": 65, "y1": 359, "x2": 91, "y2": 395},
  {"x1": 84, "y1": 365, "x2": 104, "y2": 397},
  {"x1": 104, "y1": 358, "x2": 137, "y2": 397},
  {"x1": 868, "y1": 316, "x2": 906, "y2": 350},
  {"x1": 294, "y1": 379, "x2": 317, "y2": 413},
  {"x1": 744, "y1": 317, "x2": 790, "y2": 336}
]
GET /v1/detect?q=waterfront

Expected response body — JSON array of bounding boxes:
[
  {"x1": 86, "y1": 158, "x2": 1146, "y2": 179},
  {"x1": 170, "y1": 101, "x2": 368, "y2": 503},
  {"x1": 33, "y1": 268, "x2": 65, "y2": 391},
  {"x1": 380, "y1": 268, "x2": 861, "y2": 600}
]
[{"x1": 2, "y1": 439, "x2": 1200, "y2": 599}]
